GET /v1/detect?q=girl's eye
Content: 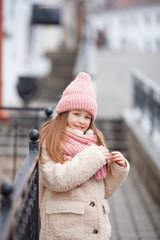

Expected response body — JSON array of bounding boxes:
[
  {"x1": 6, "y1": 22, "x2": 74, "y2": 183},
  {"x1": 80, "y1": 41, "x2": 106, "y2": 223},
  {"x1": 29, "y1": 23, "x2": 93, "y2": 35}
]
[
  {"x1": 74, "y1": 113, "x2": 79, "y2": 116},
  {"x1": 85, "y1": 116, "x2": 91, "y2": 120}
]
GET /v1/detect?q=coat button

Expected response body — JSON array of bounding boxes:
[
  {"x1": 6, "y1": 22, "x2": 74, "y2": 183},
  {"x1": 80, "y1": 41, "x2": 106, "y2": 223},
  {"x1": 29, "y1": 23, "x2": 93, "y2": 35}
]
[
  {"x1": 89, "y1": 201, "x2": 95, "y2": 207},
  {"x1": 93, "y1": 229, "x2": 98, "y2": 234}
]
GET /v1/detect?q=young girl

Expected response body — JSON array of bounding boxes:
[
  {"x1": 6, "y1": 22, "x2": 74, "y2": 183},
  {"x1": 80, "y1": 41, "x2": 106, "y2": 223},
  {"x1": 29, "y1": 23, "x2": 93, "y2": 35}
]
[{"x1": 39, "y1": 72, "x2": 130, "y2": 240}]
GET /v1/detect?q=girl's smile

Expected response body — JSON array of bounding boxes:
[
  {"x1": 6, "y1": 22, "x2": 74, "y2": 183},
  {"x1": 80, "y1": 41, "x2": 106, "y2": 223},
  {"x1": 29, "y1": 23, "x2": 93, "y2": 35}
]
[{"x1": 67, "y1": 110, "x2": 92, "y2": 133}]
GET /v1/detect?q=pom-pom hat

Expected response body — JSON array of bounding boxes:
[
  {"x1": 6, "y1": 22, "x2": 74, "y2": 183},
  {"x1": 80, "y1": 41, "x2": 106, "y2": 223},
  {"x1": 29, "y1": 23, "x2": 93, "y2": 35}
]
[{"x1": 56, "y1": 72, "x2": 98, "y2": 120}]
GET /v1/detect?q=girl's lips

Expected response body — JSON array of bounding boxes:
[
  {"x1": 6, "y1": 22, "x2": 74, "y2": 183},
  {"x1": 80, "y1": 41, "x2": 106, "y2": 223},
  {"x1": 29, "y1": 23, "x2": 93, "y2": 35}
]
[{"x1": 75, "y1": 125, "x2": 84, "y2": 130}]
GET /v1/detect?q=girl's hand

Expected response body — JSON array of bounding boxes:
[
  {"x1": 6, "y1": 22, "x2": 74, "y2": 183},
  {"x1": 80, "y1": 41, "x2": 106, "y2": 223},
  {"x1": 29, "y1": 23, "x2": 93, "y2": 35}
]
[
  {"x1": 97, "y1": 146, "x2": 110, "y2": 160},
  {"x1": 111, "y1": 151, "x2": 126, "y2": 167}
]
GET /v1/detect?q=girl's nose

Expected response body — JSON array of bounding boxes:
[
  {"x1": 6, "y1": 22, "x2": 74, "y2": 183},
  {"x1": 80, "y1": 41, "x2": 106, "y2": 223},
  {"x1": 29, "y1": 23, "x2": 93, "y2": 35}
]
[{"x1": 79, "y1": 117, "x2": 85, "y2": 123}]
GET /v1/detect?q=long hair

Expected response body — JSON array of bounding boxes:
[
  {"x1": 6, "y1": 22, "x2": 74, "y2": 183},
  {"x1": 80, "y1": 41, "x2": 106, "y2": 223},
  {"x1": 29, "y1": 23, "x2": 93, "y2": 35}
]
[{"x1": 39, "y1": 112, "x2": 107, "y2": 165}]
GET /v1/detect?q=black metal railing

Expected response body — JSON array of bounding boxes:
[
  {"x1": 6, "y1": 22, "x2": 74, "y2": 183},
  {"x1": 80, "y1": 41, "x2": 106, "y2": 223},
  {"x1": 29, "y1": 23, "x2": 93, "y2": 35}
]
[
  {"x1": 0, "y1": 106, "x2": 53, "y2": 180},
  {"x1": 0, "y1": 106, "x2": 54, "y2": 129},
  {"x1": 132, "y1": 69, "x2": 160, "y2": 135},
  {"x1": 0, "y1": 129, "x2": 40, "y2": 240}
]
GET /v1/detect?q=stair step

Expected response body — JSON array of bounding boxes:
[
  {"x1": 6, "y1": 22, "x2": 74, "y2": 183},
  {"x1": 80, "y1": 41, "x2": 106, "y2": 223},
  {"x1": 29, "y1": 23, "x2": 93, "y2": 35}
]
[
  {"x1": 96, "y1": 121, "x2": 124, "y2": 131},
  {"x1": 37, "y1": 49, "x2": 76, "y2": 102},
  {"x1": 51, "y1": 66, "x2": 73, "y2": 74},
  {"x1": 102, "y1": 131, "x2": 126, "y2": 140},
  {"x1": 106, "y1": 140, "x2": 128, "y2": 151},
  {"x1": 46, "y1": 51, "x2": 76, "y2": 62},
  {"x1": 95, "y1": 118, "x2": 130, "y2": 160}
]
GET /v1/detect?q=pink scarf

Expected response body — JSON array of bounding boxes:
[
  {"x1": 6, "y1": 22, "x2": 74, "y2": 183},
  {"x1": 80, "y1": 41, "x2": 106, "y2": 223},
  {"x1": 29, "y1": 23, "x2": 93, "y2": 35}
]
[{"x1": 61, "y1": 128, "x2": 107, "y2": 181}]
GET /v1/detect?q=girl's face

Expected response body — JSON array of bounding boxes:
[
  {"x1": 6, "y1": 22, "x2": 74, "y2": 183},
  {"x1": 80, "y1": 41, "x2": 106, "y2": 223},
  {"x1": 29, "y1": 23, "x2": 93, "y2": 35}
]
[{"x1": 67, "y1": 110, "x2": 92, "y2": 133}]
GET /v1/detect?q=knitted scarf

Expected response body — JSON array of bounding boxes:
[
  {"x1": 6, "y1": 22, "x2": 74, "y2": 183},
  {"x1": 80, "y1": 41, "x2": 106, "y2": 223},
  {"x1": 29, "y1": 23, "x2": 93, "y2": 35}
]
[{"x1": 61, "y1": 128, "x2": 107, "y2": 181}]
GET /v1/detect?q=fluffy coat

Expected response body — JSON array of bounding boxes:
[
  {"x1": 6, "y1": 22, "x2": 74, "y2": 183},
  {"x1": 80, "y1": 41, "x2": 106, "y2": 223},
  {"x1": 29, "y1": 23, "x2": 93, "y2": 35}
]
[{"x1": 39, "y1": 142, "x2": 130, "y2": 240}]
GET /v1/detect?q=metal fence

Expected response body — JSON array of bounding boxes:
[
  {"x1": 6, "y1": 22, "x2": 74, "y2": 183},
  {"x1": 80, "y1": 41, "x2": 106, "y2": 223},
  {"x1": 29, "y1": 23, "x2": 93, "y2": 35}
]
[
  {"x1": 0, "y1": 129, "x2": 39, "y2": 240},
  {"x1": 0, "y1": 106, "x2": 53, "y2": 180},
  {"x1": 0, "y1": 106, "x2": 54, "y2": 239},
  {"x1": 132, "y1": 69, "x2": 160, "y2": 135}
]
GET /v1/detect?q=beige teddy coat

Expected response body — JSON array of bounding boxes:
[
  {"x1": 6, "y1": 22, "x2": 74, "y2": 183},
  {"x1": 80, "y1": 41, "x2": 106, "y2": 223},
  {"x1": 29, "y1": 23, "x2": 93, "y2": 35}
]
[{"x1": 39, "y1": 145, "x2": 130, "y2": 240}]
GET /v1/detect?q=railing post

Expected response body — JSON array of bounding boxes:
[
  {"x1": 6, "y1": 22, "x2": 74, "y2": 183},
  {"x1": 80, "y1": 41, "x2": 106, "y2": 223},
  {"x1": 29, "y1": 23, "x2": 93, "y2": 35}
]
[
  {"x1": 45, "y1": 107, "x2": 53, "y2": 121},
  {"x1": 28, "y1": 129, "x2": 39, "y2": 240},
  {"x1": 1, "y1": 182, "x2": 13, "y2": 209},
  {"x1": 0, "y1": 182, "x2": 13, "y2": 240},
  {"x1": 29, "y1": 129, "x2": 39, "y2": 152}
]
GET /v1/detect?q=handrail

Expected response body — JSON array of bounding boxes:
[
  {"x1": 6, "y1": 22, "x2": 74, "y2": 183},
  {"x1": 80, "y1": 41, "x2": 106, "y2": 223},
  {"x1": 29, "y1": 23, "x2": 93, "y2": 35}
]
[
  {"x1": 0, "y1": 129, "x2": 40, "y2": 240},
  {"x1": 0, "y1": 106, "x2": 45, "y2": 111},
  {"x1": 132, "y1": 68, "x2": 160, "y2": 135},
  {"x1": 0, "y1": 106, "x2": 54, "y2": 122}
]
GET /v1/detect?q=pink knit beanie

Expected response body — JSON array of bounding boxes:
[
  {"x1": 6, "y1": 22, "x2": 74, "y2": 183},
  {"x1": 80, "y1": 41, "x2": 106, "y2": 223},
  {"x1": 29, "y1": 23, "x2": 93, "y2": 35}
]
[{"x1": 56, "y1": 72, "x2": 98, "y2": 120}]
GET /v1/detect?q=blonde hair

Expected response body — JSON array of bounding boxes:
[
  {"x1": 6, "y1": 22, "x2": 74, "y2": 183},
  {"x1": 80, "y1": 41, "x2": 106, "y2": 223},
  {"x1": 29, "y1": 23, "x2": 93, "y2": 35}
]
[{"x1": 39, "y1": 112, "x2": 107, "y2": 165}]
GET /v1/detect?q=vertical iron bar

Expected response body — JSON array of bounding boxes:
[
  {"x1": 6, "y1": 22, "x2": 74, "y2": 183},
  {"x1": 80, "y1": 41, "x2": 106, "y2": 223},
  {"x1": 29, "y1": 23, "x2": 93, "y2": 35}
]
[
  {"x1": 31, "y1": 162, "x2": 39, "y2": 240},
  {"x1": 28, "y1": 214, "x2": 31, "y2": 240},
  {"x1": 34, "y1": 110, "x2": 39, "y2": 130},
  {"x1": 36, "y1": 162, "x2": 39, "y2": 240},
  {"x1": 132, "y1": 70, "x2": 160, "y2": 135},
  {"x1": 13, "y1": 118, "x2": 18, "y2": 181},
  {"x1": 149, "y1": 89, "x2": 154, "y2": 135}
]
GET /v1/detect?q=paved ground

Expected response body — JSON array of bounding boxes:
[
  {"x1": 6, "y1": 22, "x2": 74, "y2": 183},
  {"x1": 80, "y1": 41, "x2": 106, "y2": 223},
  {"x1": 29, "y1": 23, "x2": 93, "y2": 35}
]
[
  {"x1": 108, "y1": 166, "x2": 160, "y2": 240},
  {"x1": 96, "y1": 48, "x2": 160, "y2": 239},
  {"x1": 96, "y1": 48, "x2": 160, "y2": 119}
]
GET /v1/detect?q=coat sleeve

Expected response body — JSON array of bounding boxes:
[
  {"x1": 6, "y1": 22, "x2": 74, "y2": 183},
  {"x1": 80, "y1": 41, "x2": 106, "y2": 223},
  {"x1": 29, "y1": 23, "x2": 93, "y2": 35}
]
[
  {"x1": 40, "y1": 145, "x2": 106, "y2": 192},
  {"x1": 104, "y1": 159, "x2": 130, "y2": 199}
]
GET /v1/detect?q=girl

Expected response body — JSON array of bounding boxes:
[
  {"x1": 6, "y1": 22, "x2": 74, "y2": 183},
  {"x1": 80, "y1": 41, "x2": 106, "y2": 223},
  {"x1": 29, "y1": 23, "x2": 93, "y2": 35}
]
[{"x1": 39, "y1": 72, "x2": 130, "y2": 240}]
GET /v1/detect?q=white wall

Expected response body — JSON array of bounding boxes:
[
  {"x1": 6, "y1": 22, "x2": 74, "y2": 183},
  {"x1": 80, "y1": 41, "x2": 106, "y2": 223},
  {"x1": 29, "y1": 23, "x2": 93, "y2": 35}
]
[{"x1": 2, "y1": 0, "x2": 63, "y2": 106}]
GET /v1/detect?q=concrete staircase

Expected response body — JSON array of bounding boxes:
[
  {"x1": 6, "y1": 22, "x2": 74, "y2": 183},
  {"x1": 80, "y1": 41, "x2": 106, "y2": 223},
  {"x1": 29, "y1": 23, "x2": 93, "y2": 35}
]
[
  {"x1": 37, "y1": 50, "x2": 76, "y2": 102},
  {"x1": 95, "y1": 118, "x2": 129, "y2": 160}
]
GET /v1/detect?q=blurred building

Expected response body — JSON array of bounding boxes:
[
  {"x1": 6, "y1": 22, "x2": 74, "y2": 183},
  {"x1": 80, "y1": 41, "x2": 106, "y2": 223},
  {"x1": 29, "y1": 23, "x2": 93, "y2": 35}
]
[
  {"x1": 91, "y1": 0, "x2": 160, "y2": 52},
  {"x1": 1, "y1": 0, "x2": 85, "y2": 106},
  {"x1": 3, "y1": 0, "x2": 160, "y2": 106}
]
